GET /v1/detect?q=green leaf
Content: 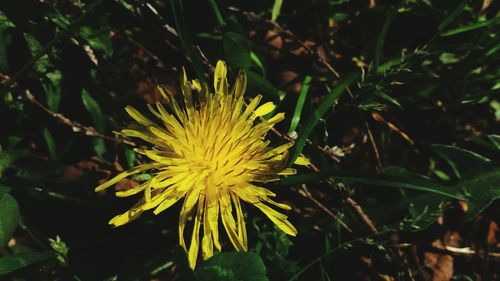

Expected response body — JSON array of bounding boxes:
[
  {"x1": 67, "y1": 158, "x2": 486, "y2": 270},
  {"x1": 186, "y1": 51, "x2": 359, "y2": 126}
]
[
  {"x1": 431, "y1": 144, "x2": 492, "y2": 179},
  {"x1": 246, "y1": 71, "x2": 281, "y2": 103},
  {"x1": 42, "y1": 128, "x2": 57, "y2": 161},
  {"x1": 373, "y1": 89, "x2": 402, "y2": 109},
  {"x1": 279, "y1": 170, "x2": 465, "y2": 199},
  {"x1": 42, "y1": 70, "x2": 62, "y2": 111},
  {"x1": 81, "y1": 89, "x2": 106, "y2": 157},
  {"x1": 288, "y1": 75, "x2": 356, "y2": 165},
  {"x1": 0, "y1": 11, "x2": 14, "y2": 72},
  {"x1": 432, "y1": 145, "x2": 500, "y2": 219},
  {"x1": 288, "y1": 75, "x2": 311, "y2": 133},
  {"x1": 271, "y1": 0, "x2": 283, "y2": 22},
  {"x1": 223, "y1": 32, "x2": 251, "y2": 70},
  {"x1": 195, "y1": 252, "x2": 268, "y2": 281},
  {"x1": 374, "y1": 11, "x2": 394, "y2": 69},
  {"x1": 460, "y1": 168, "x2": 500, "y2": 220},
  {"x1": 0, "y1": 193, "x2": 20, "y2": 247},
  {"x1": 441, "y1": 17, "x2": 500, "y2": 37},
  {"x1": 488, "y1": 134, "x2": 500, "y2": 150},
  {"x1": 81, "y1": 89, "x2": 105, "y2": 132},
  {"x1": 0, "y1": 149, "x2": 29, "y2": 177},
  {"x1": 0, "y1": 251, "x2": 55, "y2": 276},
  {"x1": 437, "y1": 1, "x2": 468, "y2": 32},
  {"x1": 76, "y1": 9, "x2": 113, "y2": 56}
]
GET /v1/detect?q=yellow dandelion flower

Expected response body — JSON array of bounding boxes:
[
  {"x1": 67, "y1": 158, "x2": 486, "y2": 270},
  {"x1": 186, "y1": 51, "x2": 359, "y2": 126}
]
[{"x1": 95, "y1": 60, "x2": 309, "y2": 268}]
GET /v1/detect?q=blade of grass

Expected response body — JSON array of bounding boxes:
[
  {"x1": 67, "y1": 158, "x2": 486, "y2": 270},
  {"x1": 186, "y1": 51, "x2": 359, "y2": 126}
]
[
  {"x1": 42, "y1": 128, "x2": 57, "y2": 161},
  {"x1": 171, "y1": 0, "x2": 207, "y2": 83},
  {"x1": 206, "y1": 0, "x2": 225, "y2": 28},
  {"x1": 288, "y1": 75, "x2": 311, "y2": 133},
  {"x1": 437, "y1": 0, "x2": 468, "y2": 32},
  {"x1": 374, "y1": 11, "x2": 394, "y2": 69},
  {"x1": 441, "y1": 17, "x2": 500, "y2": 37},
  {"x1": 271, "y1": 0, "x2": 283, "y2": 21},
  {"x1": 279, "y1": 170, "x2": 465, "y2": 199},
  {"x1": 288, "y1": 75, "x2": 356, "y2": 165}
]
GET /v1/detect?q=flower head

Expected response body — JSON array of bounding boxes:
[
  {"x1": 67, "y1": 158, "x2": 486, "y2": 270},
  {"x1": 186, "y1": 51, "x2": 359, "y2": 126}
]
[{"x1": 96, "y1": 61, "x2": 308, "y2": 268}]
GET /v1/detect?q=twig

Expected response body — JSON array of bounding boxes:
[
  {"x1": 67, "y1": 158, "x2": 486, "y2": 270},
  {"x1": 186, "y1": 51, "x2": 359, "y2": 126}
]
[
  {"x1": 422, "y1": 245, "x2": 500, "y2": 261},
  {"x1": 22, "y1": 90, "x2": 135, "y2": 146},
  {"x1": 299, "y1": 184, "x2": 352, "y2": 233}
]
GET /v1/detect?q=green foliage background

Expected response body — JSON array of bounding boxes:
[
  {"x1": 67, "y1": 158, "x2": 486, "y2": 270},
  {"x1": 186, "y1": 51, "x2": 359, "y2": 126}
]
[{"x1": 0, "y1": 0, "x2": 499, "y2": 280}]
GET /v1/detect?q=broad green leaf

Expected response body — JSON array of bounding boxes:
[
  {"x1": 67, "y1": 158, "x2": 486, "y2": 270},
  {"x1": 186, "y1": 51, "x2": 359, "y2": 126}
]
[
  {"x1": 195, "y1": 252, "x2": 268, "y2": 281},
  {"x1": 0, "y1": 193, "x2": 20, "y2": 247},
  {"x1": 223, "y1": 32, "x2": 251, "y2": 70},
  {"x1": 76, "y1": 8, "x2": 113, "y2": 56},
  {"x1": 247, "y1": 71, "x2": 281, "y2": 103},
  {"x1": 279, "y1": 170, "x2": 465, "y2": 199},
  {"x1": 0, "y1": 251, "x2": 55, "y2": 276},
  {"x1": 431, "y1": 144, "x2": 492, "y2": 179},
  {"x1": 432, "y1": 145, "x2": 500, "y2": 219},
  {"x1": 460, "y1": 168, "x2": 500, "y2": 220},
  {"x1": 288, "y1": 76, "x2": 311, "y2": 133},
  {"x1": 0, "y1": 149, "x2": 29, "y2": 176},
  {"x1": 288, "y1": 75, "x2": 356, "y2": 165}
]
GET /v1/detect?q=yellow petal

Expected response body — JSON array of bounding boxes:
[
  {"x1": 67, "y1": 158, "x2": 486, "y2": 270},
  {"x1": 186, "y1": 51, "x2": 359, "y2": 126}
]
[
  {"x1": 255, "y1": 202, "x2": 297, "y2": 236},
  {"x1": 294, "y1": 156, "x2": 310, "y2": 166},
  {"x1": 95, "y1": 163, "x2": 158, "y2": 192},
  {"x1": 278, "y1": 168, "x2": 296, "y2": 176},
  {"x1": 188, "y1": 193, "x2": 205, "y2": 269},
  {"x1": 125, "y1": 106, "x2": 154, "y2": 127},
  {"x1": 219, "y1": 189, "x2": 245, "y2": 251},
  {"x1": 231, "y1": 193, "x2": 247, "y2": 251},
  {"x1": 214, "y1": 60, "x2": 228, "y2": 96},
  {"x1": 254, "y1": 102, "x2": 276, "y2": 117}
]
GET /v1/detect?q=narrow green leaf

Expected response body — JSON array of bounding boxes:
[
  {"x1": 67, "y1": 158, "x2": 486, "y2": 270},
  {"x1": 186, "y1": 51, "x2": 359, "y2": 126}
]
[
  {"x1": 0, "y1": 193, "x2": 20, "y2": 247},
  {"x1": 171, "y1": 0, "x2": 207, "y2": 83},
  {"x1": 375, "y1": 12, "x2": 394, "y2": 69},
  {"x1": 441, "y1": 17, "x2": 500, "y2": 36},
  {"x1": 250, "y1": 52, "x2": 265, "y2": 76},
  {"x1": 0, "y1": 251, "x2": 55, "y2": 276},
  {"x1": 488, "y1": 135, "x2": 500, "y2": 149},
  {"x1": 289, "y1": 75, "x2": 311, "y2": 133},
  {"x1": 431, "y1": 144, "x2": 492, "y2": 179},
  {"x1": 279, "y1": 170, "x2": 465, "y2": 199},
  {"x1": 288, "y1": 75, "x2": 356, "y2": 165},
  {"x1": 271, "y1": 0, "x2": 283, "y2": 22},
  {"x1": 42, "y1": 128, "x2": 57, "y2": 161},
  {"x1": 437, "y1": 1, "x2": 468, "y2": 32},
  {"x1": 81, "y1": 89, "x2": 106, "y2": 157},
  {"x1": 81, "y1": 89, "x2": 104, "y2": 132},
  {"x1": 206, "y1": 0, "x2": 225, "y2": 28}
]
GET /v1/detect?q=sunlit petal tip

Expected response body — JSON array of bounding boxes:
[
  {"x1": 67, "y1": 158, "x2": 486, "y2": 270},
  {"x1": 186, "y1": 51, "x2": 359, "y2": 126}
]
[
  {"x1": 294, "y1": 156, "x2": 311, "y2": 166},
  {"x1": 254, "y1": 101, "x2": 276, "y2": 117}
]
